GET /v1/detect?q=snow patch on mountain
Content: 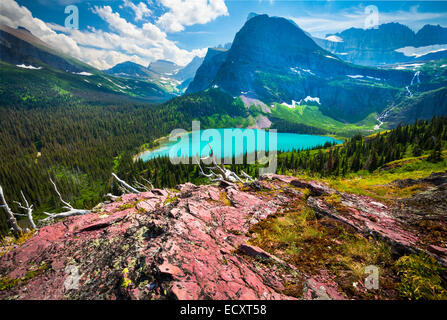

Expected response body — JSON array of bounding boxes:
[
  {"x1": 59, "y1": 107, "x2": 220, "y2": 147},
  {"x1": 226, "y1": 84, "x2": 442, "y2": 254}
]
[
  {"x1": 281, "y1": 100, "x2": 298, "y2": 109},
  {"x1": 347, "y1": 75, "x2": 363, "y2": 79},
  {"x1": 394, "y1": 63, "x2": 425, "y2": 70},
  {"x1": 290, "y1": 67, "x2": 315, "y2": 76},
  {"x1": 72, "y1": 71, "x2": 93, "y2": 76},
  {"x1": 16, "y1": 64, "x2": 42, "y2": 70},
  {"x1": 325, "y1": 35, "x2": 343, "y2": 43},
  {"x1": 302, "y1": 96, "x2": 321, "y2": 105},
  {"x1": 395, "y1": 44, "x2": 447, "y2": 58}
]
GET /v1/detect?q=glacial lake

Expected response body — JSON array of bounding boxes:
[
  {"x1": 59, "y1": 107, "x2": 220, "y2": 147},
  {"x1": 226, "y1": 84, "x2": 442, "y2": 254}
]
[{"x1": 139, "y1": 128, "x2": 343, "y2": 162}]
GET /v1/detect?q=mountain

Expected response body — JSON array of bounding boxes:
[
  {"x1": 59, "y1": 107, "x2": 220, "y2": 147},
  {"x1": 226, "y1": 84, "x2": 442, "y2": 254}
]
[
  {"x1": 104, "y1": 61, "x2": 153, "y2": 79},
  {"x1": 0, "y1": 24, "x2": 93, "y2": 73},
  {"x1": 105, "y1": 58, "x2": 204, "y2": 94},
  {"x1": 0, "y1": 25, "x2": 172, "y2": 105},
  {"x1": 415, "y1": 24, "x2": 447, "y2": 47},
  {"x1": 187, "y1": 14, "x2": 412, "y2": 123},
  {"x1": 147, "y1": 59, "x2": 180, "y2": 76},
  {"x1": 186, "y1": 48, "x2": 228, "y2": 94},
  {"x1": 315, "y1": 23, "x2": 447, "y2": 66},
  {"x1": 173, "y1": 56, "x2": 204, "y2": 82}
]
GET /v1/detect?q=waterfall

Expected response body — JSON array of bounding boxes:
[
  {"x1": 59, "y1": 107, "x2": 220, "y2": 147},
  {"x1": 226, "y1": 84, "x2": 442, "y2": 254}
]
[{"x1": 410, "y1": 71, "x2": 421, "y2": 86}]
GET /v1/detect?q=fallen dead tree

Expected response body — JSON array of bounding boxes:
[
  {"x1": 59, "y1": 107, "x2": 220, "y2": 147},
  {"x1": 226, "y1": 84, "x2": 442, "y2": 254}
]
[
  {"x1": 196, "y1": 144, "x2": 255, "y2": 184},
  {"x1": 0, "y1": 185, "x2": 24, "y2": 233},
  {"x1": 1, "y1": 173, "x2": 154, "y2": 233},
  {"x1": 42, "y1": 178, "x2": 90, "y2": 221},
  {"x1": 111, "y1": 173, "x2": 153, "y2": 194},
  {"x1": 108, "y1": 173, "x2": 153, "y2": 200},
  {"x1": 14, "y1": 191, "x2": 38, "y2": 230}
]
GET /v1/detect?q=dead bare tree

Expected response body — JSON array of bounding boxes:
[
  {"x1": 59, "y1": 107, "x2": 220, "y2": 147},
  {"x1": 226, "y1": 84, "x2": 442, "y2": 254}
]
[
  {"x1": 14, "y1": 191, "x2": 37, "y2": 230},
  {"x1": 0, "y1": 185, "x2": 23, "y2": 233},
  {"x1": 196, "y1": 144, "x2": 254, "y2": 183},
  {"x1": 112, "y1": 173, "x2": 153, "y2": 195},
  {"x1": 42, "y1": 178, "x2": 90, "y2": 221},
  {"x1": 112, "y1": 173, "x2": 141, "y2": 194}
]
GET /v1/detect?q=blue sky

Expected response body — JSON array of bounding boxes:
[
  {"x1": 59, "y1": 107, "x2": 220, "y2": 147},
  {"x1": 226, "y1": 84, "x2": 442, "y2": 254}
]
[{"x1": 1, "y1": 1, "x2": 447, "y2": 69}]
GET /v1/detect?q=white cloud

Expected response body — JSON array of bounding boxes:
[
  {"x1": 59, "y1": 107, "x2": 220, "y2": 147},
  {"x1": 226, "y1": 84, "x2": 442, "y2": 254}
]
[
  {"x1": 0, "y1": 0, "x2": 206, "y2": 70},
  {"x1": 122, "y1": 0, "x2": 151, "y2": 21},
  {"x1": 290, "y1": 5, "x2": 447, "y2": 38},
  {"x1": 156, "y1": 0, "x2": 228, "y2": 32},
  {"x1": 0, "y1": 0, "x2": 81, "y2": 57}
]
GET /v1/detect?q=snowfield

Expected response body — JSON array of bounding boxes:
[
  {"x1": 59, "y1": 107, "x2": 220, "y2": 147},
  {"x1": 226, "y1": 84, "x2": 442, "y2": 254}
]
[
  {"x1": 325, "y1": 35, "x2": 343, "y2": 43},
  {"x1": 72, "y1": 71, "x2": 93, "y2": 76},
  {"x1": 395, "y1": 44, "x2": 447, "y2": 58},
  {"x1": 16, "y1": 64, "x2": 42, "y2": 70}
]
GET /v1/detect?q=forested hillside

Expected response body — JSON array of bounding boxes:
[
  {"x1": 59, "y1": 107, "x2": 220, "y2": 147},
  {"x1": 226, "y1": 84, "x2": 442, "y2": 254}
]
[
  {"x1": 117, "y1": 115, "x2": 447, "y2": 193},
  {"x1": 0, "y1": 89, "x2": 248, "y2": 235}
]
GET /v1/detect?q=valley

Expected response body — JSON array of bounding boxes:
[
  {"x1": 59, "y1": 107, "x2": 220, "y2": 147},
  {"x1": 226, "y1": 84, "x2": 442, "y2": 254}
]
[{"x1": 0, "y1": 3, "x2": 446, "y2": 301}]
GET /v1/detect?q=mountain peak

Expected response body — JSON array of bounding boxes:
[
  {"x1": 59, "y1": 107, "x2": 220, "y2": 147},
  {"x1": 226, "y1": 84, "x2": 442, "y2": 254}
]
[
  {"x1": 247, "y1": 12, "x2": 260, "y2": 21},
  {"x1": 228, "y1": 13, "x2": 322, "y2": 59}
]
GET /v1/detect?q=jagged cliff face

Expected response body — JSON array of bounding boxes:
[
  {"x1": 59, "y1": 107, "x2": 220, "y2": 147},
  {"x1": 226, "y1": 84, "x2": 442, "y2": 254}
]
[
  {"x1": 385, "y1": 87, "x2": 447, "y2": 126},
  {"x1": 316, "y1": 23, "x2": 447, "y2": 66},
  {"x1": 186, "y1": 48, "x2": 228, "y2": 94},
  {"x1": 415, "y1": 24, "x2": 447, "y2": 47},
  {"x1": 173, "y1": 56, "x2": 204, "y2": 82},
  {"x1": 1, "y1": 173, "x2": 446, "y2": 300},
  {"x1": 187, "y1": 15, "x2": 412, "y2": 122}
]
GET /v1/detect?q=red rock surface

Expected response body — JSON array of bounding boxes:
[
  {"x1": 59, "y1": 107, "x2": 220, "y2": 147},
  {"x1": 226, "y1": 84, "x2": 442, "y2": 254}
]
[{"x1": 1, "y1": 175, "x2": 445, "y2": 300}]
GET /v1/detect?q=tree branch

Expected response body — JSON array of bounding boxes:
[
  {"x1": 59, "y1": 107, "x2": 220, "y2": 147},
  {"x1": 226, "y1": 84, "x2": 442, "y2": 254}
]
[
  {"x1": 43, "y1": 179, "x2": 90, "y2": 221},
  {"x1": 196, "y1": 145, "x2": 254, "y2": 184},
  {"x1": 112, "y1": 173, "x2": 141, "y2": 194},
  {"x1": 0, "y1": 185, "x2": 23, "y2": 233}
]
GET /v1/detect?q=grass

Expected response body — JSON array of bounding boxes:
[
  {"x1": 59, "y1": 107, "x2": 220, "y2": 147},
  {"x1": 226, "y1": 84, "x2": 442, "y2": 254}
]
[
  {"x1": 163, "y1": 196, "x2": 178, "y2": 206},
  {"x1": 0, "y1": 262, "x2": 48, "y2": 291},
  {"x1": 269, "y1": 102, "x2": 379, "y2": 139},
  {"x1": 396, "y1": 253, "x2": 447, "y2": 300},
  {"x1": 0, "y1": 231, "x2": 35, "y2": 258},
  {"x1": 219, "y1": 191, "x2": 232, "y2": 206},
  {"x1": 297, "y1": 151, "x2": 447, "y2": 203},
  {"x1": 248, "y1": 198, "x2": 398, "y2": 299}
]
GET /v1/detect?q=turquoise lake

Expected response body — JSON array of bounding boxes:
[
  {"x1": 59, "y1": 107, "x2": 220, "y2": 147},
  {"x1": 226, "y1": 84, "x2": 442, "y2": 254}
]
[{"x1": 139, "y1": 128, "x2": 343, "y2": 161}]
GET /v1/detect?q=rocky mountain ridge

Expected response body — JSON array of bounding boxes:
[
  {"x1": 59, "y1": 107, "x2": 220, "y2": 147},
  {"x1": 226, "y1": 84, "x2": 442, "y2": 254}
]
[
  {"x1": 186, "y1": 14, "x2": 413, "y2": 123},
  {"x1": 316, "y1": 23, "x2": 447, "y2": 66}
]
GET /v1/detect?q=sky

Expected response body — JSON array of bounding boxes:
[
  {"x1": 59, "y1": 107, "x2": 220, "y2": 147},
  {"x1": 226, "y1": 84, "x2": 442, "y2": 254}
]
[{"x1": 1, "y1": 0, "x2": 446, "y2": 70}]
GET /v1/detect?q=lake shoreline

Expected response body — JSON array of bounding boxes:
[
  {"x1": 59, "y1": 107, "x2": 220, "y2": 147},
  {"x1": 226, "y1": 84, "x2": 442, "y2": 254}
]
[{"x1": 135, "y1": 128, "x2": 343, "y2": 162}]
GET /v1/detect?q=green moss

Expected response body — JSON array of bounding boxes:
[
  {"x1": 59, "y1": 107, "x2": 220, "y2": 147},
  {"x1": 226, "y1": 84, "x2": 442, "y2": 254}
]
[
  {"x1": 163, "y1": 196, "x2": 178, "y2": 206},
  {"x1": 219, "y1": 191, "x2": 232, "y2": 206},
  {"x1": 396, "y1": 253, "x2": 447, "y2": 300},
  {"x1": 0, "y1": 262, "x2": 48, "y2": 291},
  {"x1": 119, "y1": 201, "x2": 137, "y2": 210}
]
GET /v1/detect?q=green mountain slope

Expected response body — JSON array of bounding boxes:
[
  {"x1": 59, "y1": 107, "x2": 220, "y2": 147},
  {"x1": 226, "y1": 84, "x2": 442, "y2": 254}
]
[{"x1": 0, "y1": 25, "x2": 172, "y2": 105}]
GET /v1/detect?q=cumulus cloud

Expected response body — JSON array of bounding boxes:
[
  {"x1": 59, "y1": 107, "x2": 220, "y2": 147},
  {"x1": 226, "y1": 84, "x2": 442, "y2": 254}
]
[
  {"x1": 156, "y1": 0, "x2": 228, "y2": 32},
  {"x1": 0, "y1": 0, "x2": 81, "y2": 57},
  {"x1": 122, "y1": 0, "x2": 152, "y2": 22},
  {"x1": 0, "y1": 0, "x2": 207, "y2": 70}
]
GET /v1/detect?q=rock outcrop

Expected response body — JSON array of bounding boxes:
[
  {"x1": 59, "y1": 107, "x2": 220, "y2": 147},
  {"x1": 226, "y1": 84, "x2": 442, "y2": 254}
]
[{"x1": 1, "y1": 174, "x2": 446, "y2": 300}]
